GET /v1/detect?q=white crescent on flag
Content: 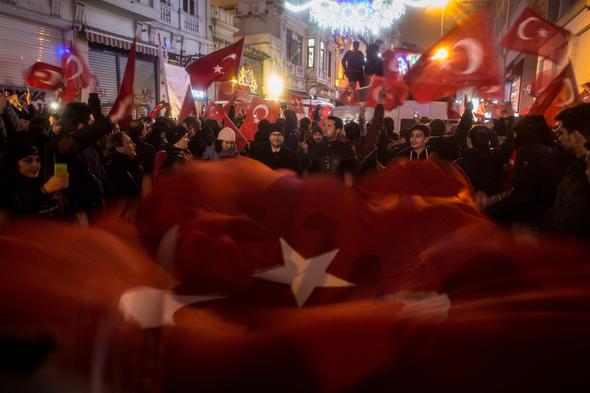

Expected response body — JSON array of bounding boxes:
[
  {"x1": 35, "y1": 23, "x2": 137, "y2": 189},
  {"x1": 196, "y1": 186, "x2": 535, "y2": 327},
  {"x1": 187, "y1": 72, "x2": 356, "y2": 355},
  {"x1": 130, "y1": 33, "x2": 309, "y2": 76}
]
[
  {"x1": 33, "y1": 69, "x2": 63, "y2": 86},
  {"x1": 221, "y1": 54, "x2": 237, "y2": 64},
  {"x1": 253, "y1": 104, "x2": 269, "y2": 122},
  {"x1": 517, "y1": 17, "x2": 540, "y2": 41},
  {"x1": 451, "y1": 38, "x2": 484, "y2": 75},
  {"x1": 65, "y1": 55, "x2": 83, "y2": 80},
  {"x1": 561, "y1": 78, "x2": 576, "y2": 106}
]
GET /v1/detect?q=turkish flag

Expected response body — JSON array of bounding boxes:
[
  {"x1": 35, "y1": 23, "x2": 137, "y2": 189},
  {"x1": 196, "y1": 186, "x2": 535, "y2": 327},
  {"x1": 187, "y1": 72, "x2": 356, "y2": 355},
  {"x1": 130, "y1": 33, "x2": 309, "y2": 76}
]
[
  {"x1": 205, "y1": 101, "x2": 224, "y2": 121},
  {"x1": 285, "y1": 94, "x2": 305, "y2": 114},
  {"x1": 186, "y1": 38, "x2": 245, "y2": 89},
  {"x1": 338, "y1": 87, "x2": 360, "y2": 105},
  {"x1": 365, "y1": 75, "x2": 409, "y2": 111},
  {"x1": 61, "y1": 41, "x2": 95, "y2": 103},
  {"x1": 222, "y1": 112, "x2": 248, "y2": 152},
  {"x1": 240, "y1": 98, "x2": 280, "y2": 140},
  {"x1": 531, "y1": 68, "x2": 555, "y2": 97},
  {"x1": 109, "y1": 39, "x2": 136, "y2": 129},
  {"x1": 148, "y1": 100, "x2": 166, "y2": 119},
  {"x1": 179, "y1": 85, "x2": 198, "y2": 123},
  {"x1": 476, "y1": 84, "x2": 504, "y2": 100},
  {"x1": 501, "y1": 7, "x2": 571, "y2": 64},
  {"x1": 319, "y1": 105, "x2": 331, "y2": 128},
  {"x1": 529, "y1": 63, "x2": 581, "y2": 125},
  {"x1": 405, "y1": 11, "x2": 501, "y2": 103},
  {"x1": 24, "y1": 62, "x2": 64, "y2": 91}
]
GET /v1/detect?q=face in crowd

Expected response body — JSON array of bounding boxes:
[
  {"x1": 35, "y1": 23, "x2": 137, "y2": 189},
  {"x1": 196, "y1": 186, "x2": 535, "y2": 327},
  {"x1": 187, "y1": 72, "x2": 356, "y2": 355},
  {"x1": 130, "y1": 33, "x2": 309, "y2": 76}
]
[
  {"x1": 117, "y1": 133, "x2": 137, "y2": 158},
  {"x1": 18, "y1": 154, "x2": 41, "y2": 179},
  {"x1": 323, "y1": 119, "x2": 340, "y2": 141},
  {"x1": 410, "y1": 128, "x2": 429, "y2": 152},
  {"x1": 220, "y1": 140, "x2": 235, "y2": 151},
  {"x1": 312, "y1": 130, "x2": 323, "y2": 144},
  {"x1": 269, "y1": 131, "x2": 284, "y2": 149}
]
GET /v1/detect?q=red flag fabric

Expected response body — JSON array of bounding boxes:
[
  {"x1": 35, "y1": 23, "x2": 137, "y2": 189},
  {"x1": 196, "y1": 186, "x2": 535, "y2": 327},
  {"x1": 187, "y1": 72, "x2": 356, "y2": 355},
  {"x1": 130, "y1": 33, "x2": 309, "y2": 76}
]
[
  {"x1": 365, "y1": 75, "x2": 409, "y2": 111},
  {"x1": 61, "y1": 41, "x2": 95, "y2": 104},
  {"x1": 447, "y1": 96, "x2": 461, "y2": 120},
  {"x1": 178, "y1": 86, "x2": 197, "y2": 123},
  {"x1": 338, "y1": 87, "x2": 360, "y2": 105},
  {"x1": 205, "y1": 101, "x2": 224, "y2": 121},
  {"x1": 405, "y1": 12, "x2": 501, "y2": 103},
  {"x1": 239, "y1": 98, "x2": 281, "y2": 140},
  {"x1": 217, "y1": 81, "x2": 250, "y2": 102},
  {"x1": 109, "y1": 39, "x2": 136, "y2": 129},
  {"x1": 531, "y1": 68, "x2": 555, "y2": 97},
  {"x1": 222, "y1": 112, "x2": 248, "y2": 152},
  {"x1": 501, "y1": 6, "x2": 571, "y2": 63},
  {"x1": 285, "y1": 94, "x2": 305, "y2": 114},
  {"x1": 148, "y1": 100, "x2": 166, "y2": 119},
  {"x1": 476, "y1": 84, "x2": 504, "y2": 100},
  {"x1": 4, "y1": 160, "x2": 590, "y2": 392},
  {"x1": 24, "y1": 62, "x2": 64, "y2": 91},
  {"x1": 186, "y1": 38, "x2": 245, "y2": 89},
  {"x1": 529, "y1": 63, "x2": 581, "y2": 125},
  {"x1": 319, "y1": 105, "x2": 331, "y2": 128}
]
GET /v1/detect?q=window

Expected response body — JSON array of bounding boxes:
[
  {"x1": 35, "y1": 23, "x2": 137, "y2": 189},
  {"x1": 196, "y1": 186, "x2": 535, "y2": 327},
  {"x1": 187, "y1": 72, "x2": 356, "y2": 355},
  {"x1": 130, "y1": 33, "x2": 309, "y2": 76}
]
[
  {"x1": 328, "y1": 51, "x2": 332, "y2": 77},
  {"x1": 183, "y1": 0, "x2": 196, "y2": 15},
  {"x1": 319, "y1": 41, "x2": 326, "y2": 71},
  {"x1": 286, "y1": 30, "x2": 302, "y2": 65},
  {"x1": 307, "y1": 38, "x2": 315, "y2": 68}
]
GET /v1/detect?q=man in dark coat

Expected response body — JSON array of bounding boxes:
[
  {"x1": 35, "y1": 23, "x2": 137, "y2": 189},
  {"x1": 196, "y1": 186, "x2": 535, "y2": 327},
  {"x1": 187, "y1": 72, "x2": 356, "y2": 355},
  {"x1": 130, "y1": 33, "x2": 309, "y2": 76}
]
[
  {"x1": 552, "y1": 103, "x2": 590, "y2": 238},
  {"x1": 341, "y1": 41, "x2": 366, "y2": 88},
  {"x1": 255, "y1": 123, "x2": 299, "y2": 174},
  {"x1": 482, "y1": 115, "x2": 569, "y2": 229},
  {"x1": 105, "y1": 132, "x2": 143, "y2": 199},
  {"x1": 455, "y1": 125, "x2": 514, "y2": 196},
  {"x1": 308, "y1": 116, "x2": 359, "y2": 178},
  {"x1": 128, "y1": 120, "x2": 155, "y2": 174}
]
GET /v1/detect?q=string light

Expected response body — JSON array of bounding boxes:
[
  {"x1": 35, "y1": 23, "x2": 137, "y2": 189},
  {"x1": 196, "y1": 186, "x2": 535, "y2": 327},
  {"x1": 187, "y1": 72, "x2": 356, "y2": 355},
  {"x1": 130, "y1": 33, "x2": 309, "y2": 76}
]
[{"x1": 285, "y1": 0, "x2": 450, "y2": 35}]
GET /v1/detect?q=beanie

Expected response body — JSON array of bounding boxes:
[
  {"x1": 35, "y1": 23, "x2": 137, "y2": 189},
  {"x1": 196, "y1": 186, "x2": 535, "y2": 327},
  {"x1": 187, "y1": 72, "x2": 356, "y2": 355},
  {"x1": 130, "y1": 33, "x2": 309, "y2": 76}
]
[
  {"x1": 217, "y1": 127, "x2": 236, "y2": 142},
  {"x1": 11, "y1": 136, "x2": 40, "y2": 163}
]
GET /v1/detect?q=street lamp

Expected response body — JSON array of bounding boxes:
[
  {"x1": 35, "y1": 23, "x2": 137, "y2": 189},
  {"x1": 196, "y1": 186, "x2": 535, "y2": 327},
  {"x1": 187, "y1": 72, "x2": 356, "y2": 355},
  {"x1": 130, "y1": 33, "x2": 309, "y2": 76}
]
[{"x1": 268, "y1": 74, "x2": 284, "y2": 99}]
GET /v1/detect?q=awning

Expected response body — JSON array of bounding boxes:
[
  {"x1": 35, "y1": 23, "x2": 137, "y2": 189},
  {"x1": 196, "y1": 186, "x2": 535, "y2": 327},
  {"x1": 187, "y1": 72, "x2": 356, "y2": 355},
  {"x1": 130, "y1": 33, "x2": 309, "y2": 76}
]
[
  {"x1": 85, "y1": 27, "x2": 158, "y2": 56},
  {"x1": 285, "y1": 88, "x2": 312, "y2": 99}
]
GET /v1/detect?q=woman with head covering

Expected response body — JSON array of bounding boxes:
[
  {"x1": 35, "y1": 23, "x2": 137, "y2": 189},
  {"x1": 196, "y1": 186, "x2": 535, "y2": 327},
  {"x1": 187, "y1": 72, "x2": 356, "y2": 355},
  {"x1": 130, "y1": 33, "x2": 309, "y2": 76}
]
[
  {"x1": 201, "y1": 127, "x2": 238, "y2": 161},
  {"x1": 0, "y1": 136, "x2": 68, "y2": 217}
]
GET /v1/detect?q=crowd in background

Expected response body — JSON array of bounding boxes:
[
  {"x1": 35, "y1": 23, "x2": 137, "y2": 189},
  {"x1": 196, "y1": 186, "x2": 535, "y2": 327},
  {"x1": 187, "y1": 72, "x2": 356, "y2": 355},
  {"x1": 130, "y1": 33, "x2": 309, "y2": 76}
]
[{"x1": 1, "y1": 86, "x2": 589, "y2": 239}]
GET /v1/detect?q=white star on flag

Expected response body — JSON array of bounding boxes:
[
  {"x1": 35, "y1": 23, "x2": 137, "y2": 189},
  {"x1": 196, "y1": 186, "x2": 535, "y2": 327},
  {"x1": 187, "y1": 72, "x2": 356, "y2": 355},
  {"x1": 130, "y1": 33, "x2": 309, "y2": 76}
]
[
  {"x1": 537, "y1": 28, "x2": 549, "y2": 38},
  {"x1": 213, "y1": 65, "x2": 224, "y2": 74},
  {"x1": 253, "y1": 238, "x2": 355, "y2": 307}
]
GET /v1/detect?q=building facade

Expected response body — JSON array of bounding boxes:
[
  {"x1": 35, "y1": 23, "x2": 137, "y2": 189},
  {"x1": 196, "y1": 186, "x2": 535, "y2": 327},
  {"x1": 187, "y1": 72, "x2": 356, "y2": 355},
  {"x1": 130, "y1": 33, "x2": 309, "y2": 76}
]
[{"x1": 0, "y1": 0, "x2": 214, "y2": 115}]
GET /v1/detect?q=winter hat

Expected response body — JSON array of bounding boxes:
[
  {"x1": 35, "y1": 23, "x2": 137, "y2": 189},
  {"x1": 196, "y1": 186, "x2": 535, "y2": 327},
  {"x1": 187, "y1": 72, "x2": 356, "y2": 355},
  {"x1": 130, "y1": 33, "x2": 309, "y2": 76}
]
[
  {"x1": 217, "y1": 127, "x2": 236, "y2": 143},
  {"x1": 166, "y1": 126, "x2": 189, "y2": 145},
  {"x1": 10, "y1": 136, "x2": 40, "y2": 163}
]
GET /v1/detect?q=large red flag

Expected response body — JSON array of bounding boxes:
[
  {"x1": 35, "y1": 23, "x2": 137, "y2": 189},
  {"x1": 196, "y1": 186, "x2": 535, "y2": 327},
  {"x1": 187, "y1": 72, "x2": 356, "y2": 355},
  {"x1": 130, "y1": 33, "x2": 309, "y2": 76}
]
[
  {"x1": 501, "y1": 6, "x2": 571, "y2": 64},
  {"x1": 109, "y1": 39, "x2": 136, "y2": 129},
  {"x1": 405, "y1": 12, "x2": 501, "y2": 103},
  {"x1": 205, "y1": 101, "x2": 224, "y2": 121},
  {"x1": 61, "y1": 41, "x2": 95, "y2": 103},
  {"x1": 178, "y1": 85, "x2": 197, "y2": 123},
  {"x1": 186, "y1": 38, "x2": 245, "y2": 89},
  {"x1": 365, "y1": 75, "x2": 409, "y2": 111},
  {"x1": 529, "y1": 63, "x2": 581, "y2": 125},
  {"x1": 24, "y1": 62, "x2": 64, "y2": 91},
  {"x1": 239, "y1": 98, "x2": 280, "y2": 140},
  {"x1": 285, "y1": 94, "x2": 305, "y2": 114}
]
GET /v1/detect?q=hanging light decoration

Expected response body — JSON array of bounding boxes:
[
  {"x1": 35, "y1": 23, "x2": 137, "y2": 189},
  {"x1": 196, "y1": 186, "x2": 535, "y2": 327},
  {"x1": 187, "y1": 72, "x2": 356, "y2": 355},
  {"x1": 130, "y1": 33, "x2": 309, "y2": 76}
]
[{"x1": 285, "y1": 0, "x2": 449, "y2": 35}]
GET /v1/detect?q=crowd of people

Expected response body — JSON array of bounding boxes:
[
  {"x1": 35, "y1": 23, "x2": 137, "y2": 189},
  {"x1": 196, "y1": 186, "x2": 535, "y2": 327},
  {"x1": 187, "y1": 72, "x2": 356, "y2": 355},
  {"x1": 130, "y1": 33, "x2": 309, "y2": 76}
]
[{"x1": 1, "y1": 85, "x2": 589, "y2": 239}]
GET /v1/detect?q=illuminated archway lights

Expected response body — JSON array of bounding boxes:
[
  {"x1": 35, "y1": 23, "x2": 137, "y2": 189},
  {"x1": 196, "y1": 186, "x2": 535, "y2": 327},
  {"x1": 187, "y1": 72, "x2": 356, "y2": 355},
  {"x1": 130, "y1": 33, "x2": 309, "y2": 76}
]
[{"x1": 285, "y1": 0, "x2": 449, "y2": 34}]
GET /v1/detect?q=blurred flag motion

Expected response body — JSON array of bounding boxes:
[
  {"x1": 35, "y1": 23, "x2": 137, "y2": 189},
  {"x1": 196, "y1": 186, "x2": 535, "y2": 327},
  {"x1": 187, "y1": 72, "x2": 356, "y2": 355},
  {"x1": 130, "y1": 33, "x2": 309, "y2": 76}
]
[{"x1": 2, "y1": 159, "x2": 590, "y2": 392}]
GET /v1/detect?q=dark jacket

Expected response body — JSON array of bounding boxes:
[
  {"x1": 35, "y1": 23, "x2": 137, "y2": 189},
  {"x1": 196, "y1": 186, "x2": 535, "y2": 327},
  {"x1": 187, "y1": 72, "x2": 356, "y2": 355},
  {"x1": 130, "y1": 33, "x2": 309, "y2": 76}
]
[
  {"x1": 552, "y1": 156, "x2": 590, "y2": 238},
  {"x1": 350, "y1": 104, "x2": 384, "y2": 173},
  {"x1": 342, "y1": 50, "x2": 365, "y2": 82},
  {"x1": 487, "y1": 144, "x2": 568, "y2": 228},
  {"x1": 427, "y1": 109, "x2": 473, "y2": 161},
  {"x1": 132, "y1": 138, "x2": 156, "y2": 174},
  {"x1": 0, "y1": 172, "x2": 60, "y2": 217},
  {"x1": 308, "y1": 139, "x2": 360, "y2": 178},
  {"x1": 162, "y1": 146, "x2": 192, "y2": 169},
  {"x1": 365, "y1": 43, "x2": 383, "y2": 76},
  {"x1": 455, "y1": 141, "x2": 514, "y2": 196},
  {"x1": 256, "y1": 146, "x2": 300, "y2": 173},
  {"x1": 105, "y1": 152, "x2": 143, "y2": 198}
]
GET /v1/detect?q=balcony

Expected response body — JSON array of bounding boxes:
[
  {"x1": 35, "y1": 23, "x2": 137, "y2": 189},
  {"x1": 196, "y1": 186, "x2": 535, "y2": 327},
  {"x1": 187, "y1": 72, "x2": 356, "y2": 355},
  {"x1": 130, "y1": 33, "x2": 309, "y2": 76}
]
[
  {"x1": 295, "y1": 65, "x2": 304, "y2": 78},
  {"x1": 160, "y1": 3, "x2": 172, "y2": 25},
  {"x1": 285, "y1": 62, "x2": 305, "y2": 79},
  {"x1": 212, "y1": 6, "x2": 233, "y2": 26},
  {"x1": 84, "y1": 0, "x2": 155, "y2": 21},
  {"x1": 317, "y1": 68, "x2": 329, "y2": 82},
  {"x1": 183, "y1": 13, "x2": 199, "y2": 34}
]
